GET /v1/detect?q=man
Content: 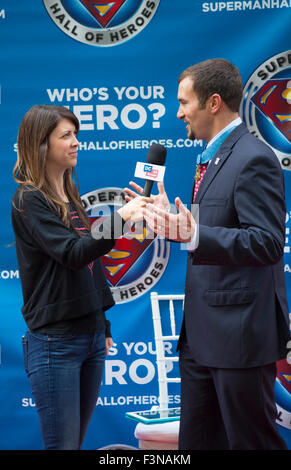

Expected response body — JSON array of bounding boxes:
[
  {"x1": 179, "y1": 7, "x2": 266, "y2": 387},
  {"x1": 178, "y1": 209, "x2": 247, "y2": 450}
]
[{"x1": 132, "y1": 59, "x2": 290, "y2": 450}]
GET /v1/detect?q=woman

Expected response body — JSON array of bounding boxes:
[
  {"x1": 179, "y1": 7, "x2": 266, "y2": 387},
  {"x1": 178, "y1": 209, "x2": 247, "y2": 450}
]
[{"x1": 12, "y1": 104, "x2": 148, "y2": 450}]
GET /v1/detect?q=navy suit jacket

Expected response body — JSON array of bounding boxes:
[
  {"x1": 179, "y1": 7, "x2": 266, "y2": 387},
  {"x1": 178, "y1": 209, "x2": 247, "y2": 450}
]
[{"x1": 178, "y1": 123, "x2": 290, "y2": 368}]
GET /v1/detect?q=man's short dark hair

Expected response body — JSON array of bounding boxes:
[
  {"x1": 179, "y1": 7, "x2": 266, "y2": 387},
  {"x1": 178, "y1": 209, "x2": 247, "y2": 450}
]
[{"x1": 178, "y1": 58, "x2": 243, "y2": 112}]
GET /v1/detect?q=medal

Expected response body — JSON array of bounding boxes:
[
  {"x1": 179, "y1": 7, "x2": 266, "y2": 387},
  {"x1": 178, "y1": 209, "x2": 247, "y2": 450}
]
[{"x1": 195, "y1": 164, "x2": 201, "y2": 182}]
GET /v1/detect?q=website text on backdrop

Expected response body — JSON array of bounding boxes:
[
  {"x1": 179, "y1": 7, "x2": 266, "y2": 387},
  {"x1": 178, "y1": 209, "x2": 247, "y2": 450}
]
[
  {"x1": 11, "y1": 104, "x2": 149, "y2": 450},
  {"x1": 128, "y1": 58, "x2": 291, "y2": 450}
]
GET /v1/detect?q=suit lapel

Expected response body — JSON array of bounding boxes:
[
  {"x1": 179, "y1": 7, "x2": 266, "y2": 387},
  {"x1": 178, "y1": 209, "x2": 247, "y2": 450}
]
[{"x1": 194, "y1": 123, "x2": 248, "y2": 204}]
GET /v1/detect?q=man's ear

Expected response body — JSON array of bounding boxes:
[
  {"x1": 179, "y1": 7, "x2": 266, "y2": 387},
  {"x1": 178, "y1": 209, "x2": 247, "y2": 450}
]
[{"x1": 208, "y1": 93, "x2": 222, "y2": 115}]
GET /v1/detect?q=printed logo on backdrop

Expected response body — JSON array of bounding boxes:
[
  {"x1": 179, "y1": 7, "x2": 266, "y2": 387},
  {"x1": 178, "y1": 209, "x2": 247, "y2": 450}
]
[
  {"x1": 241, "y1": 51, "x2": 291, "y2": 430},
  {"x1": 81, "y1": 187, "x2": 170, "y2": 303},
  {"x1": 43, "y1": 0, "x2": 160, "y2": 46},
  {"x1": 276, "y1": 207, "x2": 291, "y2": 430},
  {"x1": 240, "y1": 50, "x2": 291, "y2": 171}
]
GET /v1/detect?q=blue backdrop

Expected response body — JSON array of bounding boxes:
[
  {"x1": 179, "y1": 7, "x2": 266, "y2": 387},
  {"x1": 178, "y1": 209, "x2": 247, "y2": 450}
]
[{"x1": 0, "y1": 1, "x2": 290, "y2": 450}]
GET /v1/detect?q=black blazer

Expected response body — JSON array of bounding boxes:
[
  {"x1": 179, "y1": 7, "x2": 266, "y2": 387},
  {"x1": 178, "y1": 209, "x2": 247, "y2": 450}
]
[{"x1": 178, "y1": 123, "x2": 290, "y2": 368}]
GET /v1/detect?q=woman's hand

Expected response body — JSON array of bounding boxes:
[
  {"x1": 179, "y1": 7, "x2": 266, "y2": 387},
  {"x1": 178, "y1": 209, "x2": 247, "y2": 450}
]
[
  {"x1": 124, "y1": 181, "x2": 170, "y2": 212},
  {"x1": 117, "y1": 195, "x2": 153, "y2": 222}
]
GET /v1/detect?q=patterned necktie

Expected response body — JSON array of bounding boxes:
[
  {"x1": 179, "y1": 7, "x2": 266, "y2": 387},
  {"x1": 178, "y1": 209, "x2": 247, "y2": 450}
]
[
  {"x1": 193, "y1": 125, "x2": 237, "y2": 201},
  {"x1": 193, "y1": 162, "x2": 208, "y2": 201}
]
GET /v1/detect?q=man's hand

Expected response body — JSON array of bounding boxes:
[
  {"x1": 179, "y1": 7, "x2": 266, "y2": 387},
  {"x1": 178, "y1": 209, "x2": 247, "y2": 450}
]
[
  {"x1": 105, "y1": 337, "x2": 113, "y2": 356},
  {"x1": 143, "y1": 197, "x2": 196, "y2": 243},
  {"x1": 124, "y1": 181, "x2": 170, "y2": 212}
]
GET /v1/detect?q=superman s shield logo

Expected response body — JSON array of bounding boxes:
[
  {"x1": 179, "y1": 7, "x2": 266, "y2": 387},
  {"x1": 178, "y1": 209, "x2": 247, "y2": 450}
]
[
  {"x1": 251, "y1": 79, "x2": 291, "y2": 143},
  {"x1": 79, "y1": 0, "x2": 126, "y2": 27}
]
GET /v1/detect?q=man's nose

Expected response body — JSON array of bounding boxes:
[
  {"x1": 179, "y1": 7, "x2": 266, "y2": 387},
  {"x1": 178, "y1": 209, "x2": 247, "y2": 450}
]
[{"x1": 177, "y1": 105, "x2": 184, "y2": 119}]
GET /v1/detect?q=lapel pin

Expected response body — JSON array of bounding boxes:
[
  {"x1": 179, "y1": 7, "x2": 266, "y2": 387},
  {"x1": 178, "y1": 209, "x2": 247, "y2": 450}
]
[{"x1": 215, "y1": 157, "x2": 220, "y2": 165}]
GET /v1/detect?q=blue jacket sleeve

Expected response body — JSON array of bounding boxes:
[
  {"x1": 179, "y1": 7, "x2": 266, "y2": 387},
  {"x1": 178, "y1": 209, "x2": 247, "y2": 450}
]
[{"x1": 193, "y1": 154, "x2": 286, "y2": 266}]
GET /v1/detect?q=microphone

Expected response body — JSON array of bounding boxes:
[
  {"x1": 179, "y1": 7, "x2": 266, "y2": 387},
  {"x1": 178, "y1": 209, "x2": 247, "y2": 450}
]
[{"x1": 134, "y1": 143, "x2": 167, "y2": 197}]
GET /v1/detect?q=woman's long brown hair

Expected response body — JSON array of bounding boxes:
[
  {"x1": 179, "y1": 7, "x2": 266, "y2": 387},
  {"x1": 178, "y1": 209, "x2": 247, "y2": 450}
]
[{"x1": 13, "y1": 104, "x2": 90, "y2": 231}]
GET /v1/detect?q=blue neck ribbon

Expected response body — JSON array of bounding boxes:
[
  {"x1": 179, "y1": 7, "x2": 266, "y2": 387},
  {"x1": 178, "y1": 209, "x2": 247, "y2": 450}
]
[{"x1": 196, "y1": 126, "x2": 237, "y2": 165}]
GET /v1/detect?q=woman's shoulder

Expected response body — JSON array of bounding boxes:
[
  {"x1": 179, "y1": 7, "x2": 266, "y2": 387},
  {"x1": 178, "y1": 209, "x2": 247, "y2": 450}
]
[{"x1": 12, "y1": 185, "x2": 49, "y2": 211}]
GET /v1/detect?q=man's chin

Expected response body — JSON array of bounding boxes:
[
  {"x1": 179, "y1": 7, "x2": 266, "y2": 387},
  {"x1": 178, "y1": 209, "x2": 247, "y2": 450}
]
[{"x1": 187, "y1": 130, "x2": 196, "y2": 140}]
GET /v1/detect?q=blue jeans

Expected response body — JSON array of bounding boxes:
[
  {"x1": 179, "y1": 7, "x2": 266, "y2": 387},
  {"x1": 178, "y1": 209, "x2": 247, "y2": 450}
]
[{"x1": 22, "y1": 330, "x2": 106, "y2": 450}]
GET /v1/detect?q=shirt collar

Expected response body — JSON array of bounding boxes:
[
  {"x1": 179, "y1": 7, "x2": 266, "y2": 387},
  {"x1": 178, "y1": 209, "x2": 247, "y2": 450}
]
[{"x1": 206, "y1": 117, "x2": 242, "y2": 149}]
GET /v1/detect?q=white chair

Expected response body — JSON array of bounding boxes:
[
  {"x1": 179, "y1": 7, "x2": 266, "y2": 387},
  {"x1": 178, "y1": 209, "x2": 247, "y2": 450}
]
[{"x1": 134, "y1": 292, "x2": 184, "y2": 450}]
